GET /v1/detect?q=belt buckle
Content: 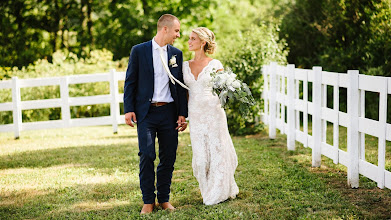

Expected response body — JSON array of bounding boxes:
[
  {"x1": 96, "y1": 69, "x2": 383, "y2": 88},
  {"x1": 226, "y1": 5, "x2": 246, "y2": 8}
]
[{"x1": 152, "y1": 102, "x2": 162, "y2": 107}]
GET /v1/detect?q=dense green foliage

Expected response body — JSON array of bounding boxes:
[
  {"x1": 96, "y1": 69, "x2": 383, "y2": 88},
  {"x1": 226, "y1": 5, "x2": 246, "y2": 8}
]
[
  {"x1": 280, "y1": 0, "x2": 391, "y2": 75},
  {"x1": 0, "y1": 0, "x2": 214, "y2": 68},
  {"x1": 0, "y1": 0, "x2": 290, "y2": 69},
  {"x1": 0, "y1": 0, "x2": 290, "y2": 134},
  {"x1": 219, "y1": 25, "x2": 288, "y2": 135},
  {"x1": 280, "y1": 0, "x2": 391, "y2": 122},
  {"x1": 2, "y1": 0, "x2": 391, "y2": 133}
]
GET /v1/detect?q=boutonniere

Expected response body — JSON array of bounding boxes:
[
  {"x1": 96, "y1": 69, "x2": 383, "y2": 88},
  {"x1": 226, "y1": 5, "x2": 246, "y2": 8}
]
[{"x1": 169, "y1": 55, "x2": 178, "y2": 67}]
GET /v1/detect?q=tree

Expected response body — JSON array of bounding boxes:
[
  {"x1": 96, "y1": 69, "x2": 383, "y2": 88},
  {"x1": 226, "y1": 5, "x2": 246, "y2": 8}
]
[
  {"x1": 280, "y1": 0, "x2": 391, "y2": 121},
  {"x1": 0, "y1": 0, "x2": 216, "y2": 67},
  {"x1": 280, "y1": 0, "x2": 390, "y2": 75}
]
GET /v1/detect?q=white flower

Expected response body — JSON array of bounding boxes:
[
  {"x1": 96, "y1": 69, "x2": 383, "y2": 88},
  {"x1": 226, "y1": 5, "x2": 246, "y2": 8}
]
[
  {"x1": 169, "y1": 55, "x2": 178, "y2": 67},
  {"x1": 226, "y1": 77, "x2": 235, "y2": 85},
  {"x1": 232, "y1": 80, "x2": 241, "y2": 89},
  {"x1": 214, "y1": 75, "x2": 225, "y2": 86}
]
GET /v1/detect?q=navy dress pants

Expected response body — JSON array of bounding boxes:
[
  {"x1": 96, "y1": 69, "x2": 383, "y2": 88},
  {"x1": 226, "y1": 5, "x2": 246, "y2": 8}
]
[{"x1": 137, "y1": 103, "x2": 178, "y2": 204}]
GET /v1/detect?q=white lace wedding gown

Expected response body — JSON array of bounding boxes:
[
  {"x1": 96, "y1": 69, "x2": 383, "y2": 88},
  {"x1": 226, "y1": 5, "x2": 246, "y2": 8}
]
[{"x1": 183, "y1": 59, "x2": 239, "y2": 205}]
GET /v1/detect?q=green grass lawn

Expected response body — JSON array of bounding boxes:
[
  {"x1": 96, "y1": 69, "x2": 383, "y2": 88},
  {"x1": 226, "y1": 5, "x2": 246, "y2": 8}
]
[{"x1": 1, "y1": 125, "x2": 391, "y2": 219}]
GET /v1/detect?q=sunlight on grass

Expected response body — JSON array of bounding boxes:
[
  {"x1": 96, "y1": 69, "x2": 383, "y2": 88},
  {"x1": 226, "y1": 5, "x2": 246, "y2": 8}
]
[
  {"x1": 1, "y1": 125, "x2": 391, "y2": 219},
  {"x1": 364, "y1": 134, "x2": 379, "y2": 165},
  {"x1": 0, "y1": 125, "x2": 138, "y2": 156},
  {"x1": 72, "y1": 199, "x2": 130, "y2": 211},
  {"x1": 0, "y1": 165, "x2": 138, "y2": 192}
]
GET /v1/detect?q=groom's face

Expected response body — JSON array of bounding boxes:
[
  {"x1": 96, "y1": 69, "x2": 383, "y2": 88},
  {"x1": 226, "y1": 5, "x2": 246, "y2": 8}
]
[{"x1": 165, "y1": 20, "x2": 181, "y2": 45}]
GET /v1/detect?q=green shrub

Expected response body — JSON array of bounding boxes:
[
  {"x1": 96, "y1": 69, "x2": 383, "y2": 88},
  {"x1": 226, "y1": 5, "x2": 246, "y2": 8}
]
[{"x1": 218, "y1": 24, "x2": 288, "y2": 135}]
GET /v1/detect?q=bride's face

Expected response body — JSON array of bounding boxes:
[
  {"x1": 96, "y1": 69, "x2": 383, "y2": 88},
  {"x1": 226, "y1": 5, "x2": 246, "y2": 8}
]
[{"x1": 188, "y1": 32, "x2": 204, "y2": 52}]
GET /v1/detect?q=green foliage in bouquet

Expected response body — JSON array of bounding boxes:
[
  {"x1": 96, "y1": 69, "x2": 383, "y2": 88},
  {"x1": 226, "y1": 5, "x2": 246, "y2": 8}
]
[
  {"x1": 210, "y1": 68, "x2": 255, "y2": 117},
  {"x1": 217, "y1": 24, "x2": 288, "y2": 135}
]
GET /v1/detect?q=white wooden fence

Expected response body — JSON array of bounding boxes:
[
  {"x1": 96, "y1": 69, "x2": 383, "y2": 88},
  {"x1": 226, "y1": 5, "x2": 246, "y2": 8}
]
[
  {"x1": 2, "y1": 64, "x2": 391, "y2": 189},
  {"x1": 0, "y1": 70, "x2": 126, "y2": 139},
  {"x1": 261, "y1": 62, "x2": 391, "y2": 189}
]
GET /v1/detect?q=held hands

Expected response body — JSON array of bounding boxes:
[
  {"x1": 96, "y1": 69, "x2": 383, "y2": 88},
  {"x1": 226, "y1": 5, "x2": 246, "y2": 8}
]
[
  {"x1": 125, "y1": 112, "x2": 137, "y2": 127},
  {"x1": 126, "y1": 112, "x2": 186, "y2": 131},
  {"x1": 176, "y1": 116, "x2": 187, "y2": 132}
]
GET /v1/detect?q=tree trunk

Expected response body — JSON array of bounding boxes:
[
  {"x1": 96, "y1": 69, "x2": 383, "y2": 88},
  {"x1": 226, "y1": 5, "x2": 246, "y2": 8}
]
[
  {"x1": 86, "y1": 0, "x2": 93, "y2": 46},
  {"x1": 52, "y1": 0, "x2": 60, "y2": 53}
]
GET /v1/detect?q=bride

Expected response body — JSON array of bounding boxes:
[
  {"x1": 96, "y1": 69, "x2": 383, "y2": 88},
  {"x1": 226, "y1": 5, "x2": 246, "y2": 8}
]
[{"x1": 183, "y1": 27, "x2": 239, "y2": 205}]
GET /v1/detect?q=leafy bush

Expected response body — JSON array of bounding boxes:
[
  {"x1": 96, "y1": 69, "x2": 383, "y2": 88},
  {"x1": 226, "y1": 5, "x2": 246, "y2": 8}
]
[{"x1": 217, "y1": 24, "x2": 288, "y2": 135}]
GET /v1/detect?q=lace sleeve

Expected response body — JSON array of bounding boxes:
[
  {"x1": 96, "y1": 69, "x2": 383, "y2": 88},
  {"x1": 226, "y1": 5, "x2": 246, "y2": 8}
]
[
  {"x1": 183, "y1": 61, "x2": 187, "y2": 74},
  {"x1": 214, "y1": 59, "x2": 224, "y2": 70}
]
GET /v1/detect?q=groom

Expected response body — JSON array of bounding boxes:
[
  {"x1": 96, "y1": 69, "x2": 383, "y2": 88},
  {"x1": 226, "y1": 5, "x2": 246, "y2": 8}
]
[{"x1": 123, "y1": 14, "x2": 188, "y2": 214}]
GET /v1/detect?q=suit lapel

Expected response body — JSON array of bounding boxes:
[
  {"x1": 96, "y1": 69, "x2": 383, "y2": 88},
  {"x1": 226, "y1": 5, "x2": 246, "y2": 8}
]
[
  {"x1": 167, "y1": 45, "x2": 172, "y2": 73},
  {"x1": 166, "y1": 45, "x2": 175, "y2": 92},
  {"x1": 167, "y1": 45, "x2": 177, "y2": 78},
  {"x1": 145, "y1": 41, "x2": 154, "y2": 77}
]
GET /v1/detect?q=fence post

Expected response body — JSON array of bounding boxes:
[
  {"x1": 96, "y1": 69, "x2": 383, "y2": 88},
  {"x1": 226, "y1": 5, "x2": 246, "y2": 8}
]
[
  {"x1": 281, "y1": 66, "x2": 286, "y2": 134},
  {"x1": 110, "y1": 69, "x2": 119, "y2": 134},
  {"x1": 296, "y1": 75, "x2": 300, "y2": 135},
  {"x1": 312, "y1": 67, "x2": 322, "y2": 167},
  {"x1": 359, "y1": 89, "x2": 365, "y2": 161},
  {"x1": 262, "y1": 66, "x2": 269, "y2": 125},
  {"x1": 60, "y1": 76, "x2": 71, "y2": 127},
  {"x1": 333, "y1": 74, "x2": 340, "y2": 164},
  {"x1": 303, "y1": 71, "x2": 308, "y2": 148},
  {"x1": 322, "y1": 79, "x2": 327, "y2": 147},
  {"x1": 12, "y1": 77, "x2": 21, "y2": 139},
  {"x1": 347, "y1": 70, "x2": 359, "y2": 188},
  {"x1": 287, "y1": 64, "x2": 295, "y2": 150},
  {"x1": 377, "y1": 79, "x2": 388, "y2": 189},
  {"x1": 269, "y1": 62, "x2": 277, "y2": 139}
]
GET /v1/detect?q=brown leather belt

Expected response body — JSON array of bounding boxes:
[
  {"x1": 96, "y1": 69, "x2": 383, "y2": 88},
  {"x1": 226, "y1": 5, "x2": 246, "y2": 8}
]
[{"x1": 150, "y1": 102, "x2": 169, "y2": 107}]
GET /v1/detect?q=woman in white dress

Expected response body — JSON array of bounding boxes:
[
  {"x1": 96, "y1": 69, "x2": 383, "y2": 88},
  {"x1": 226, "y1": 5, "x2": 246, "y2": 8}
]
[{"x1": 183, "y1": 27, "x2": 239, "y2": 205}]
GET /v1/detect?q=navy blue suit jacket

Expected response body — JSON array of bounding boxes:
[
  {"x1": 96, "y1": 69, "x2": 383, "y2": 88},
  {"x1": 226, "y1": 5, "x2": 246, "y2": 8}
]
[{"x1": 123, "y1": 41, "x2": 188, "y2": 123}]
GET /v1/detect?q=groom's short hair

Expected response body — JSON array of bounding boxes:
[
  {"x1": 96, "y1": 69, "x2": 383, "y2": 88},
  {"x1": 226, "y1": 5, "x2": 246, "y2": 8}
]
[{"x1": 157, "y1": 14, "x2": 179, "y2": 30}]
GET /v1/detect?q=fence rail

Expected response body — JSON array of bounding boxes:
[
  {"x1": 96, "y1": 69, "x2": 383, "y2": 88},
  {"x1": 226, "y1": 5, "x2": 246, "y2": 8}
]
[
  {"x1": 0, "y1": 70, "x2": 126, "y2": 138},
  {"x1": 261, "y1": 62, "x2": 391, "y2": 189}
]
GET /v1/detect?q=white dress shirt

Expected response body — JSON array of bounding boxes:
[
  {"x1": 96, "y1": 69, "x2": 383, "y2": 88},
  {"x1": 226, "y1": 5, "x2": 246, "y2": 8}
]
[{"x1": 151, "y1": 38, "x2": 174, "y2": 103}]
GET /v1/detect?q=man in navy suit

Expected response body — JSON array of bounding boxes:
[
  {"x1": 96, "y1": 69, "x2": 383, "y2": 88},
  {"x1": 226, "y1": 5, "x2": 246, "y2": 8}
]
[{"x1": 123, "y1": 14, "x2": 188, "y2": 214}]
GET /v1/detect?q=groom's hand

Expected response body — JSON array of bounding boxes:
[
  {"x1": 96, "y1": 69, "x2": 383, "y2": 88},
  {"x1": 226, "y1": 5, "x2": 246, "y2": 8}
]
[
  {"x1": 176, "y1": 116, "x2": 187, "y2": 132},
  {"x1": 125, "y1": 112, "x2": 137, "y2": 127}
]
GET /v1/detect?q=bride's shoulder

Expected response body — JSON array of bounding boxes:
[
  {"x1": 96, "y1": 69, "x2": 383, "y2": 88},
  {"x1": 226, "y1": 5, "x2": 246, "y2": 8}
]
[{"x1": 211, "y1": 59, "x2": 223, "y2": 68}]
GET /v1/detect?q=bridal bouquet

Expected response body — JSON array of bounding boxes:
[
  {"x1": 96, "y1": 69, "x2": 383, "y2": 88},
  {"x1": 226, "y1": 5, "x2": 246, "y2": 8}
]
[{"x1": 209, "y1": 68, "x2": 255, "y2": 116}]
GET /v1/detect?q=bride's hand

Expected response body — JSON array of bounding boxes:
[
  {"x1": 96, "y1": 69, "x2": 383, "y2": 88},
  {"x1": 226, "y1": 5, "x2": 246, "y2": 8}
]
[{"x1": 176, "y1": 116, "x2": 187, "y2": 132}]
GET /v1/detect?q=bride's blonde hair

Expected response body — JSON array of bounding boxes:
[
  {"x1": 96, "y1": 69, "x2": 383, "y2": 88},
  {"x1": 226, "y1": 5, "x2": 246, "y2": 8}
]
[{"x1": 192, "y1": 27, "x2": 217, "y2": 54}]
